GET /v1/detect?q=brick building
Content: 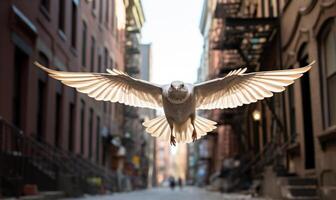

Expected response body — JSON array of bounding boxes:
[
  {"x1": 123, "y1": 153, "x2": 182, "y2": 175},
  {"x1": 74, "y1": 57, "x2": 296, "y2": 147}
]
[
  {"x1": 195, "y1": 0, "x2": 336, "y2": 199},
  {"x1": 0, "y1": 0, "x2": 127, "y2": 197}
]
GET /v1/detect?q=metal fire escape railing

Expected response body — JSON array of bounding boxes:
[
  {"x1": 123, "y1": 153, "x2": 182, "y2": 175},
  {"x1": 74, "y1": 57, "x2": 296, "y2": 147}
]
[
  {"x1": 211, "y1": 0, "x2": 279, "y2": 69},
  {"x1": 0, "y1": 116, "x2": 118, "y2": 192}
]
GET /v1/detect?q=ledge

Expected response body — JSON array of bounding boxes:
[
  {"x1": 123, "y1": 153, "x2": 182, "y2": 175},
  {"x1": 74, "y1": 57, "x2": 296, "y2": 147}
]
[
  {"x1": 58, "y1": 30, "x2": 67, "y2": 42},
  {"x1": 318, "y1": 126, "x2": 336, "y2": 151}
]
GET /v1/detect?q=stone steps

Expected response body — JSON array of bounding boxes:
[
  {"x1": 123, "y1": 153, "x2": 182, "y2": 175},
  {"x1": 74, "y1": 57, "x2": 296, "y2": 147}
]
[
  {"x1": 40, "y1": 191, "x2": 65, "y2": 199},
  {"x1": 279, "y1": 177, "x2": 320, "y2": 200}
]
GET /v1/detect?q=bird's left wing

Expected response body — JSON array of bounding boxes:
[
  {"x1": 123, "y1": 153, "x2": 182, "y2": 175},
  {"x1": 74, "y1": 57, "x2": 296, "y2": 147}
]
[
  {"x1": 35, "y1": 62, "x2": 163, "y2": 109},
  {"x1": 194, "y1": 61, "x2": 314, "y2": 110}
]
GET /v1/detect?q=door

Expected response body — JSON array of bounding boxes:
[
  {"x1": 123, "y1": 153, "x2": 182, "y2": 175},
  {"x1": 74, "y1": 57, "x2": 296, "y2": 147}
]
[
  {"x1": 12, "y1": 47, "x2": 29, "y2": 129},
  {"x1": 300, "y1": 56, "x2": 315, "y2": 169}
]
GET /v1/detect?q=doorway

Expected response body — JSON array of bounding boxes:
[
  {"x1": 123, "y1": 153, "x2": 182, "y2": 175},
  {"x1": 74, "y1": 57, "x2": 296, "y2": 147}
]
[
  {"x1": 12, "y1": 47, "x2": 28, "y2": 129},
  {"x1": 299, "y1": 55, "x2": 315, "y2": 170}
]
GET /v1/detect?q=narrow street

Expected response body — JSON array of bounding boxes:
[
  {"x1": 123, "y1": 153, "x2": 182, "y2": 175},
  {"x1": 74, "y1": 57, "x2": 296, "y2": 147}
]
[{"x1": 62, "y1": 187, "x2": 267, "y2": 200}]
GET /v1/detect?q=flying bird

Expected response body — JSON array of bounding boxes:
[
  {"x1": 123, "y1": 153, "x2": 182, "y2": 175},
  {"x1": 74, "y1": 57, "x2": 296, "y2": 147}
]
[{"x1": 34, "y1": 61, "x2": 314, "y2": 145}]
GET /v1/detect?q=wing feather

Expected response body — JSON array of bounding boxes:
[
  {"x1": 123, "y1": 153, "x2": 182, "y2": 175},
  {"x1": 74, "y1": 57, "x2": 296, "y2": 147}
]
[
  {"x1": 35, "y1": 62, "x2": 163, "y2": 109},
  {"x1": 195, "y1": 61, "x2": 314, "y2": 110}
]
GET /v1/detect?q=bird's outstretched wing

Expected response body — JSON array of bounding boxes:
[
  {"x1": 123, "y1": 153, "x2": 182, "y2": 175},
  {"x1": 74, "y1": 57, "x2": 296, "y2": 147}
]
[
  {"x1": 194, "y1": 61, "x2": 314, "y2": 110},
  {"x1": 35, "y1": 62, "x2": 163, "y2": 109}
]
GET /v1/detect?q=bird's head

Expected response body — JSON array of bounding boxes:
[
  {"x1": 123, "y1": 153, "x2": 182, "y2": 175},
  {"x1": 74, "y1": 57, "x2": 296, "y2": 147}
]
[
  {"x1": 170, "y1": 81, "x2": 186, "y2": 91},
  {"x1": 167, "y1": 81, "x2": 190, "y2": 104}
]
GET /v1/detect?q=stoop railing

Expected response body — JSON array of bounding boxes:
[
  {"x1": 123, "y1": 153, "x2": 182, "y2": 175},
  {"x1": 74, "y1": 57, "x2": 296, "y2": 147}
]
[{"x1": 0, "y1": 117, "x2": 117, "y2": 196}]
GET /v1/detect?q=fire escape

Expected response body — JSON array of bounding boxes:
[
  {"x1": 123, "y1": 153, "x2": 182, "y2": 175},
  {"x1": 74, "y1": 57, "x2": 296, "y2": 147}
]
[
  {"x1": 209, "y1": 0, "x2": 293, "y2": 190},
  {"x1": 124, "y1": 0, "x2": 142, "y2": 133},
  {"x1": 210, "y1": 0, "x2": 279, "y2": 127},
  {"x1": 211, "y1": 0, "x2": 278, "y2": 69},
  {"x1": 122, "y1": 0, "x2": 148, "y2": 189}
]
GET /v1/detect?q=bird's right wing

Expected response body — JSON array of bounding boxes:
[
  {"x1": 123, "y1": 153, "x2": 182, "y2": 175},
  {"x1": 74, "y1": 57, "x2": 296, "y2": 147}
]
[
  {"x1": 35, "y1": 62, "x2": 163, "y2": 109},
  {"x1": 194, "y1": 61, "x2": 314, "y2": 110}
]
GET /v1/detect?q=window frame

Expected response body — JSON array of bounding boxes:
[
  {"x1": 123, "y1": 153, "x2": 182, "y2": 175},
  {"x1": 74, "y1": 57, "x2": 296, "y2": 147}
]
[
  {"x1": 40, "y1": 0, "x2": 51, "y2": 20},
  {"x1": 71, "y1": 1, "x2": 78, "y2": 49},
  {"x1": 90, "y1": 36, "x2": 96, "y2": 72},
  {"x1": 319, "y1": 18, "x2": 336, "y2": 128},
  {"x1": 58, "y1": 0, "x2": 66, "y2": 33},
  {"x1": 81, "y1": 21, "x2": 88, "y2": 67},
  {"x1": 99, "y1": 0, "x2": 104, "y2": 24}
]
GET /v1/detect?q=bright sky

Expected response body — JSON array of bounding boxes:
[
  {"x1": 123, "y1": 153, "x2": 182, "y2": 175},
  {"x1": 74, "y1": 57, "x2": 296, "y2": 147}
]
[{"x1": 141, "y1": 0, "x2": 204, "y2": 85}]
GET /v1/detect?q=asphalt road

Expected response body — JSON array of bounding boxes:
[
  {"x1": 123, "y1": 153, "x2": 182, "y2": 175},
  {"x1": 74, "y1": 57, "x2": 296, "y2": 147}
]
[{"x1": 61, "y1": 186, "x2": 268, "y2": 200}]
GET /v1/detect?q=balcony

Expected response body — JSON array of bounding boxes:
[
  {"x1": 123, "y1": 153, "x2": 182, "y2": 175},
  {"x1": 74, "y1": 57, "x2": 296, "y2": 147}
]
[
  {"x1": 210, "y1": 0, "x2": 279, "y2": 68},
  {"x1": 125, "y1": 52, "x2": 141, "y2": 76},
  {"x1": 214, "y1": 0, "x2": 242, "y2": 19},
  {"x1": 126, "y1": 43, "x2": 140, "y2": 55},
  {"x1": 126, "y1": 66, "x2": 140, "y2": 75},
  {"x1": 126, "y1": 32, "x2": 141, "y2": 54}
]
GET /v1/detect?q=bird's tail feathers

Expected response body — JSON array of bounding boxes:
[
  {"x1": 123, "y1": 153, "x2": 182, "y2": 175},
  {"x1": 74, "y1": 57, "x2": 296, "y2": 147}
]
[
  {"x1": 143, "y1": 116, "x2": 171, "y2": 142},
  {"x1": 143, "y1": 115, "x2": 217, "y2": 143}
]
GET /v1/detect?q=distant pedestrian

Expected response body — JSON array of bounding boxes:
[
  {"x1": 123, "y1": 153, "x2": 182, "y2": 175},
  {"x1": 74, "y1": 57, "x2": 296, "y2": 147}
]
[
  {"x1": 169, "y1": 176, "x2": 175, "y2": 190},
  {"x1": 177, "y1": 177, "x2": 183, "y2": 189}
]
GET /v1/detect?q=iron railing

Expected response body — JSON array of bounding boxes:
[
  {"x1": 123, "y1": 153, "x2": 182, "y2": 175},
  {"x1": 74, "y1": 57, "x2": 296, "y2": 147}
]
[{"x1": 0, "y1": 116, "x2": 117, "y2": 194}]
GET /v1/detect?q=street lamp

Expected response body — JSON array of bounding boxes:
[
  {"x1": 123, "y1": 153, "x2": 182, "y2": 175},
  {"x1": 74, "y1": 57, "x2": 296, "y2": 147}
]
[
  {"x1": 252, "y1": 109, "x2": 261, "y2": 153},
  {"x1": 252, "y1": 110, "x2": 261, "y2": 121}
]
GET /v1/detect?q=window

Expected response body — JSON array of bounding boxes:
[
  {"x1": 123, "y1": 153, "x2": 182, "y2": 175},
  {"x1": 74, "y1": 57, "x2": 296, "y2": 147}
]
[
  {"x1": 40, "y1": 0, "x2": 50, "y2": 12},
  {"x1": 98, "y1": 54, "x2": 102, "y2": 72},
  {"x1": 80, "y1": 99, "x2": 85, "y2": 154},
  {"x1": 90, "y1": 36, "x2": 96, "y2": 72},
  {"x1": 68, "y1": 102, "x2": 75, "y2": 152},
  {"x1": 92, "y1": 0, "x2": 96, "y2": 10},
  {"x1": 261, "y1": 105, "x2": 267, "y2": 145},
  {"x1": 55, "y1": 87, "x2": 62, "y2": 147},
  {"x1": 104, "y1": 47, "x2": 109, "y2": 69},
  {"x1": 109, "y1": 57, "x2": 114, "y2": 69},
  {"x1": 99, "y1": 0, "x2": 103, "y2": 24},
  {"x1": 89, "y1": 108, "x2": 94, "y2": 158},
  {"x1": 37, "y1": 80, "x2": 47, "y2": 142},
  {"x1": 58, "y1": 0, "x2": 66, "y2": 32},
  {"x1": 321, "y1": 19, "x2": 336, "y2": 126},
  {"x1": 288, "y1": 84, "x2": 296, "y2": 140},
  {"x1": 253, "y1": 120, "x2": 260, "y2": 153},
  {"x1": 71, "y1": 1, "x2": 78, "y2": 48},
  {"x1": 96, "y1": 116, "x2": 100, "y2": 163},
  {"x1": 36, "y1": 52, "x2": 49, "y2": 142},
  {"x1": 105, "y1": 0, "x2": 109, "y2": 27},
  {"x1": 111, "y1": 0, "x2": 115, "y2": 32},
  {"x1": 82, "y1": 21, "x2": 87, "y2": 67}
]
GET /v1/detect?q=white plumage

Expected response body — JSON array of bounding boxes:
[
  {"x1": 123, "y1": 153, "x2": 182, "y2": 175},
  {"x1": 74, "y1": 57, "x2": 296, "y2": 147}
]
[{"x1": 34, "y1": 61, "x2": 314, "y2": 145}]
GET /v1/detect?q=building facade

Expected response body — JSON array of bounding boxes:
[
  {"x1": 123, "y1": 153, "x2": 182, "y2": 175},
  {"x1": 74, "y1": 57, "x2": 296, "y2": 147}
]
[
  {"x1": 278, "y1": 1, "x2": 336, "y2": 199},
  {"x1": 195, "y1": 0, "x2": 336, "y2": 199},
  {"x1": 0, "y1": 0, "x2": 127, "y2": 197},
  {"x1": 139, "y1": 43, "x2": 157, "y2": 188},
  {"x1": 121, "y1": 0, "x2": 153, "y2": 190}
]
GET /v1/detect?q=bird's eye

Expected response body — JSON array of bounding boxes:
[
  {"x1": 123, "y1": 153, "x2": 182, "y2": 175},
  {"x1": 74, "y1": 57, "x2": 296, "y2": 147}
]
[{"x1": 181, "y1": 84, "x2": 184, "y2": 88}]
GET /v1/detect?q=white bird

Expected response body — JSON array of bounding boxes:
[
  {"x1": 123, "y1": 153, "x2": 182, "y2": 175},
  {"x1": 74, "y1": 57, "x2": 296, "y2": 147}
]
[{"x1": 34, "y1": 61, "x2": 314, "y2": 145}]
